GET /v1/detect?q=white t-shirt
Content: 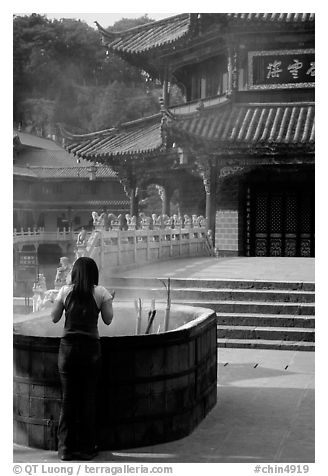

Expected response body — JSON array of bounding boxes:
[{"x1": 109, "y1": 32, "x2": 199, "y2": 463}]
[{"x1": 55, "y1": 284, "x2": 112, "y2": 310}]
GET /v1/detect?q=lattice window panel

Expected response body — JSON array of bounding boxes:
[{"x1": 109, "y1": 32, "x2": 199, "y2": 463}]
[
  {"x1": 270, "y1": 195, "x2": 283, "y2": 233},
  {"x1": 285, "y1": 194, "x2": 298, "y2": 233},
  {"x1": 300, "y1": 195, "x2": 312, "y2": 233},
  {"x1": 255, "y1": 194, "x2": 268, "y2": 233}
]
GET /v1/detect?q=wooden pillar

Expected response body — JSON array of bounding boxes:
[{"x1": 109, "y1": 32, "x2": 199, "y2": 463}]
[
  {"x1": 120, "y1": 166, "x2": 139, "y2": 219},
  {"x1": 202, "y1": 161, "x2": 217, "y2": 245},
  {"x1": 130, "y1": 187, "x2": 139, "y2": 217},
  {"x1": 157, "y1": 185, "x2": 171, "y2": 216},
  {"x1": 162, "y1": 67, "x2": 170, "y2": 108}
]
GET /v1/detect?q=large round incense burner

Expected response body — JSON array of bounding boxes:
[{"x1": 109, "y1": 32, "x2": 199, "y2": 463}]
[{"x1": 13, "y1": 303, "x2": 217, "y2": 450}]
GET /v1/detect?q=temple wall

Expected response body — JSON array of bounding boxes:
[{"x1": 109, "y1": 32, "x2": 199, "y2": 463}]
[
  {"x1": 215, "y1": 209, "x2": 239, "y2": 255},
  {"x1": 214, "y1": 175, "x2": 242, "y2": 256}
]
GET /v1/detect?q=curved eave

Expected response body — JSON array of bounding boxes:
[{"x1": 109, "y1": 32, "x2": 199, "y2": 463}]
[
  {"x1": 96, "y1": 13, "x2": 314, "y2": 57},
  {"x1": 64, "y1": 114, "x2": 164, "y2": 162},
  {"x1": 80, "y1": 145, "x2": 164, "y2": 162},
  {"x1": 96, "y1": 14, "x2": 191, "y2": 56}
]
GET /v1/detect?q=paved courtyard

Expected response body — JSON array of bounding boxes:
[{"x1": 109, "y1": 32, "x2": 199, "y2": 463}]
[{"x1": 112, "y1": 257, "x2": 315, "y2": 282}]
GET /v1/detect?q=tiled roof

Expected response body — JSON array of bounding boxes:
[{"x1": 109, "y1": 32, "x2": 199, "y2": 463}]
[
  {"x1": 13, "y1": 166, "x2": 117, "y2": 179},
  {"x1": 169, "y1": 101, "x2": 315, "y2": 148},
  {"x1": 63, "y1": 101, "x2": 314, "y2": 162},
  {"x1": 15, "y1": 148, "x2": 82, "y2": 167},
  {"x1": 65, "y1": 114, "x2": 163, "y2": 160},
  {"x1": 96, "y1": 14, "x2": 191, "y2": 54},
  {"x1": 97, "y1": 13, "x2": 314, "y2": 55},
  {"x1": 13, "y1": 130, "x2": 62, "y2": 150},
  {"x1": 226, "y1": 13, "x2": 314, "y2": 23},
  {"x1": 13, "y1": 129, "x2": 118, "y2": 177}
]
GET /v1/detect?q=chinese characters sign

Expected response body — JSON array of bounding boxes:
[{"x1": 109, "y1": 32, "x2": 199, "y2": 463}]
[
  {"x1": 19, "y1": 253, "x2": 37, "y2": 266},
  {"x1": 248, "y1": 49, "x2": 315, "y2": 89}
]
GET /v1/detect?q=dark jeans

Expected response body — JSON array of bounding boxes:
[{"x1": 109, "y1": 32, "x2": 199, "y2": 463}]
[{"x1": 57, "y1": 335, "x2": 101, "y2": 455}]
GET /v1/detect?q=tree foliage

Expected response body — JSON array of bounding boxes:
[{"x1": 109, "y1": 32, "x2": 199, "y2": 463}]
[{"x1": 13, "y1": 14, "x2": 163, "y2": 135}]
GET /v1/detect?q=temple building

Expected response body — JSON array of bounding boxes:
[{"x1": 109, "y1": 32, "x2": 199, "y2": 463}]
[{"x1": 63, "y1": 13, "x2": 315, "y2": 257}]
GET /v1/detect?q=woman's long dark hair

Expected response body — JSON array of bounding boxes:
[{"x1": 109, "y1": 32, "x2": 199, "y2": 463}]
[{"x1": 70, "y1": 257, "x2": 99, "y2": 300}]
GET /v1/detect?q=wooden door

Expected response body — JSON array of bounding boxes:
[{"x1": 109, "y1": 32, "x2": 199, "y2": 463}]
[{"x1": 247, "y1": 184, "x2": 314, "y2": 257}]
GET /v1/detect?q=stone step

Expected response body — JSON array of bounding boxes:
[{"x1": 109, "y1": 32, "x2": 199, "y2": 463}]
[
  {"x1": 171, "y1": 299, "x2": 315, "y2": 316},
  {"x1": 217, "y1": 325, "x2": 315, "y2": 342},
  {"x1": 217, "y1": 312, "x2": 315, "y2": 328},
  {"x1": 111, "y1": 285, "x2": 314, "y2": 303},
  {"x1": 105, "y1": 276, "x2": 315, "y2": 292},
  {"x1": 217, "y1": 338, "x2": 315, "y2": 351}
]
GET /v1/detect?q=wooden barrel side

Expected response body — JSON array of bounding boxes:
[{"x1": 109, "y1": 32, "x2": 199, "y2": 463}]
[
  {"x1": 13, "y1": 335, "x2": 61, "y2": 450},
  {"x1": 98, "y1": 311, "x2": 217, "y2": 449},
  {"x1": 13, "y1": 309, "x2": 217, "y2": 451}
]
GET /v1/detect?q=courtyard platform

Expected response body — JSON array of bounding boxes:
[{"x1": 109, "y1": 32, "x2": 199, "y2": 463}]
[
  {"x1": 13, "y1": 347, "x2": 314, "y2": 463},
  {"x1": 111, "y1": 257, "x2": 315, "y2": 283}
]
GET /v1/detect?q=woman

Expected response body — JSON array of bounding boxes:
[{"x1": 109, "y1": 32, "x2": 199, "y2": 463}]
[{"x1": 51, "y1": 257, "x2": 114, "y2": 461}]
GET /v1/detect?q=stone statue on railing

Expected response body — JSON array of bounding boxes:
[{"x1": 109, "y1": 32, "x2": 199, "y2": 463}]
[
  {"x1": 107, "y1": 213, "x2": 117, "y2": 229},
  {"x1": 152, "y1": 214, "x2": 163, "y2": 229},
  {"x1": 92, "y1": 211, "x2": 107, "y2": 229},
  {"x1": 183, "y1": 214, "x2": 192, "y2": 228},
  {"x1": 199, "y1": 215, "x2": 206, "y2": 227},
  {"x1": 54, "y1": 256, "x2": 72, "y2": 290},
  {"x1": 92, "y1": 211, "x2": 99, "y2": 226},
  {"x1": 192, "y1": 214, "x2": 199, "y2": 227},
  {"x1": 75, "y1": 227, "x2": 88, "y2": 258},
  {"x1": 110, "y1": 214, "x2": 121, "y2": 230},
  {"x1": 172, "y1": 214, "x2": 182, "y2": 229},
  {"x1": 140, "y1": 213, "x2": 152, "y2": 230},
  {"x1": 32, "y1": 274, "x2": 58, "y2": 312},
  {"x1": 76, "y1": 227, "x2": 87, "y2": 245},
  {"x1": 125, "y1": 214, "x2": 137, "y2": 230},
  {"x1": 163, "y1": 214, "x2": 173, "y2": 229}
]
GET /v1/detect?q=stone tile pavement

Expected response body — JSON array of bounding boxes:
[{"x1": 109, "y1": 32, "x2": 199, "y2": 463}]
[{"x1": 112, "y1": 257, "x2": 315, "y2": 283}]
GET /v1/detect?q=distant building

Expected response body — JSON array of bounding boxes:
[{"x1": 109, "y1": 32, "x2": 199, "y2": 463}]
[
  {"x1": 13, "y1": 130, "x2": 129, "y2": 231},
  {"x1": 13, "y1": 130, "x2": 129, "y2": 293}
]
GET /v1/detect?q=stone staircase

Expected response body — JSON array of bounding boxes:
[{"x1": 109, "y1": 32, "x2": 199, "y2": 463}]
[{"x1": 103, "y1": 276, "x2": 315, "y2": 351}]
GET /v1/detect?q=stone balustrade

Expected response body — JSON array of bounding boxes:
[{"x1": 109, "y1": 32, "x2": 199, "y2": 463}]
[
  {"x1": 91, "y1": 211, "x2": 207, "y2": 231},
  {"x1": 14, "y1": 213, "x2": 213, "y2": 280},
  {"x1": 74, "y1": 211, "x2": 212, "y2": 274},
  {"x1": 26, "y1": 213, "x2": 213, "y2": 312},
  {"x1": 13, "y1": 227, "x2": 83, "y2": 244}
]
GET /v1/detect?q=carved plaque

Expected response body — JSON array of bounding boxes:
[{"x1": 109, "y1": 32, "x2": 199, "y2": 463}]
[{"x1": 248, "y1": 49, "x2": 315, "y2": 89}]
